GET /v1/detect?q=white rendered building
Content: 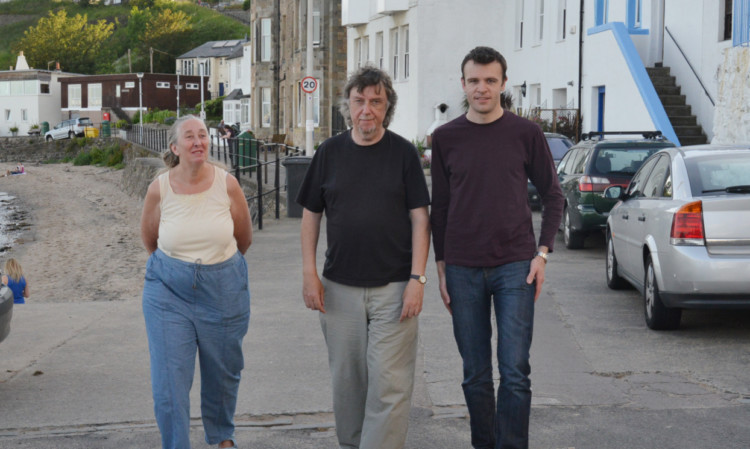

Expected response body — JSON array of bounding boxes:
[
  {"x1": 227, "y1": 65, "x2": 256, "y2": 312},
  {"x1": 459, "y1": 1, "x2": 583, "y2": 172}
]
[{"x1": 223, "y1": 41, "x2": 253, "y2": 129}]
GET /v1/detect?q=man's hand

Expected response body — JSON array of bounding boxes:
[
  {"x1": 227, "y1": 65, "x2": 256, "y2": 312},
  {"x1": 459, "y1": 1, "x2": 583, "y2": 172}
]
[
  {"x1": 302, "y1": 273, "x2": 326, "y2": 313},
  {"x1": 526, "y1": 257, "x2": 546, "y2": 301},
  {"x1": 436, "y1": 261, "x2": 452, "y2": 314},
  {"x1": 400, "y1": 280, "x2": 424, "y2": 322}
]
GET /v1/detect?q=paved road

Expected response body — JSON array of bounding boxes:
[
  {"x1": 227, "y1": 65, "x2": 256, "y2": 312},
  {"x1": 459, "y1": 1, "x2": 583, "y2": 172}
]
[{"x1": 1, "y1": 213, "x2": 749, "y2": 448}]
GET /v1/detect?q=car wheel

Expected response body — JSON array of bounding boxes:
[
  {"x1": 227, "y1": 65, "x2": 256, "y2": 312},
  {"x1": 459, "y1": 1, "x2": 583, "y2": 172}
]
[
  {"x1": 606, "y1": 231, "x2": 628, "y2": 289},
  {"x1": 644, "y1": 255, "x2": 681, "y2": 330},
  {"x1": 563, "y1": 207, "x2": 585, "y2": 249},
  {"x1": 46, "y1": 135, "x2": 53, "y2": 142},
  {"x1": 68, "y1": 131, "x2": 75, "y2": 139}
]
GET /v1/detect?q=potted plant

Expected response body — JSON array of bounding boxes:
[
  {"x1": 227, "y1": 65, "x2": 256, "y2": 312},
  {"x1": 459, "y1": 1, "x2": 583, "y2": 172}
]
[
  {"x1": 9, "y1": 126, "x2": 18, "y2": 137},
  {"x1": 28, "y1": 124, "x2": 40, "y2": 136}
]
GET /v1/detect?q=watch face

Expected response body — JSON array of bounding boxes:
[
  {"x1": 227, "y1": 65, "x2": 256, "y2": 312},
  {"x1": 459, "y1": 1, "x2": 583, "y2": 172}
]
[{"x1": 419, "y1": 275, "x2": 427, "y2": 284}]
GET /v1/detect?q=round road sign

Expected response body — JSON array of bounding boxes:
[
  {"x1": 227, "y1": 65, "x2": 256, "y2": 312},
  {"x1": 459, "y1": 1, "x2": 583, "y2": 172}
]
[{"x1": 301, "y1": 76, "x2": 318, "y2": 94}]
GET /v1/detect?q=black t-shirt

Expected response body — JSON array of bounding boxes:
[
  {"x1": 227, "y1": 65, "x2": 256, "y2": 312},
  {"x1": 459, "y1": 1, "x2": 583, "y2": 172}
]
[{"x1": 296, "y1": 130, "x2": 430, "y2": 287}]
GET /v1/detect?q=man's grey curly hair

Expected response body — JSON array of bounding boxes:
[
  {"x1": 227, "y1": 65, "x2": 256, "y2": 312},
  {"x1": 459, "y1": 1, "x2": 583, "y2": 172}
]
[{"x1": 339, "y1": 65, "x2": 398, "y2": 129}]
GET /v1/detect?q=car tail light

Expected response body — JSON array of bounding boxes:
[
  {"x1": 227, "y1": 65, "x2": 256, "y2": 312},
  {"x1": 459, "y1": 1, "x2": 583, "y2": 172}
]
[
  {"x1": 578, "y1": 176, "x2": 612, "y2": 192},
  {"x1": 670, "y1": 200, "x2": 705, "y2": 246}
]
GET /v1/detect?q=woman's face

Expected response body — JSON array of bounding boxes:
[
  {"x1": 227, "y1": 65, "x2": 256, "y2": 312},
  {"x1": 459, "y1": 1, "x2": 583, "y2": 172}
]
[{"x1": 171, "y1": 118, "x2": 209, "y2": 165}]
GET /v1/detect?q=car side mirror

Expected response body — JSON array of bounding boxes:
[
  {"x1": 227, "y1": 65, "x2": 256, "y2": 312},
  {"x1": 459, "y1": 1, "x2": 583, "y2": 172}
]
[{"x1": 604, "y1": 185, "x2": 624, "y2": 200}]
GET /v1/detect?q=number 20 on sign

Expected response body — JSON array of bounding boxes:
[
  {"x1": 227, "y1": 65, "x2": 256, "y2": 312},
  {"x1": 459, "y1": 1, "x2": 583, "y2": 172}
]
[{"x1": 301, "y1": 76, "x2": 318, "y2": 94}]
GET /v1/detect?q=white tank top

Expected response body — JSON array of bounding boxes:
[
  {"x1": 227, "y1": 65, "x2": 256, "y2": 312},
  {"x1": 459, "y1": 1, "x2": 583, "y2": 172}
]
[{"x1": 157, "y1": 165, "x2": 238, "y2": 264}]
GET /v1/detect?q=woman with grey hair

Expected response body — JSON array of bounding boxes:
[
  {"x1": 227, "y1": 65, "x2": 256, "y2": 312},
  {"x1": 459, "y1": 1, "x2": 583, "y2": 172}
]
[{"x1": 140, "y1": 115, "x2": 252, "y2": 449}]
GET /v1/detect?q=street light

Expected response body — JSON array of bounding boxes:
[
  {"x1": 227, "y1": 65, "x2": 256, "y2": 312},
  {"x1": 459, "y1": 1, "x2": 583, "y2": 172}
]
[
  {"x1": 137, "y1": 72, "x2": 144, "y2": 144},
  {"x1": 175, "y1": 69, "x2": 182, "y2": 118}
]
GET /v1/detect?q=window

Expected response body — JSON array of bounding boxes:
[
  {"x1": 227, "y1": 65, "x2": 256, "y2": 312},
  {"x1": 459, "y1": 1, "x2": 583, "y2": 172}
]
[
  {"x1": 241, "y1": 98, "x2": 250, "y2": 124},
  {"x1": 22, "y1": 109, "x2": 28, "y2": 122},
  {"x1": 723, "y1": 0, "x2": 732, "y2": 41},
  {"x1": 116, "y1": 85, "x2": 121, "y2": 98},
  {"x1": 261, "y1": 18, "x2": 272, "y2": 61},
  {"x1": 557, "y1": 0, "x2": 567, "y2": 40},
  {"x1": 11, "y1": 80, "x2": 23, "y2": 95},
  {"x1": 362, "y1": 36, "x2": 370, "y2": 66},
  {"x1": 354, "y1": 37, "x2": 361, "y2": 68},
  {"x1": 516, "y1": 0, "x2": 525, "y2": 48},
  {"x1": 536, "y1": 0, "x2": 544, "y2": 42},
  {"x1": 262, "y1": 87, "x2": 271, "y2": 128},
  {"x1": 156, "y1": 81, "x2": 170, "y2": 89},
  {"x1": 376, "y1": 32, "x2": 384, "y2": 69},
  {"x1": 642, "y1": 156, "x2": 671, "y2": 198},
  {"x1": 297, "y1": 82, "x2": 303, "y2": 126},
  {"x1": 69, "y1": 84, "x2": 82, "y2": 108},
  {"x1": 402, "y1": 26, "x2": 410, "y2": 79},
  {"x1": 595, "y1": 0, "x2": 609, "y2": 26},
  {"x1": 235, "y1": 60, "x2": 242, "y2": 80},
  {"x1": 88, "y1": 83, "x2": 102, "y2": 108},
  {"x1": 390, "y1": 28, "x2": 399, "y2": 80},
  {"x1": 627, "y1": 0, "x2": 646, "y2": 31},
  {"x1": 4, "y1": 109, "x2": 9, "y2": 121},
  {"x1": 24, "y1": 80, "x2": 37, "y2": 95},
  {"x1": 125, "y1": 81, "x2": 135, "y2": 88},
  {"x1": 41, "y1": 83, "x2": 50, "y2": 94},
  {"x1": 0, "y1": 81, "x2": 9, "y2": 96},
  {"x1": 313, "y1": 0, "x2": 321, "y2": 46}
]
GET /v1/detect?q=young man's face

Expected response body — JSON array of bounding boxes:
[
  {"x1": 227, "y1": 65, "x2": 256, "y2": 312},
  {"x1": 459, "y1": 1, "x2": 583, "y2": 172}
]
[
  {"x1": 349, "y1": 84, "x2": 389, "y2": 144},
  {"x1": 461, "y1": 60, "x2": 507, "y2": 116}
]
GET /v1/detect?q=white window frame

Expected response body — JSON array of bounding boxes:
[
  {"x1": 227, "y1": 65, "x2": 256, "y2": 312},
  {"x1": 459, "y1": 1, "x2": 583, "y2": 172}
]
[
  {"x1": 354, "y1": 37, "x2": 362, "y2": 69},
  {"x1": 536, "y1": 0, "x2": 545, "y2": 43},
  {"x1": 0, "y1": 81, "x2": 9, "y2": 96},
  {"x1": 376, "y1": 32, "x2": 384, "y2": 69},
  {"x1": 313, "y1": 0, "x2": 321, "y2": 46},
  {"x1": 261, "y1": 18, "x2": 272, "y2": 61},
  {"x1": 22, "y1": 109, "x2": 28, "y2": 122},
  {"x1": 313, "y1": 87, "x2": 320, "y2": 127},
  {"x1": 88, "y1": 83, "x2": 102, "y2": 108},
  {"x1": 186, "y1": 83, "x2": 199, "y2": 90},
  {"x1": 362, "y1": 35, "x2": 370, "y2": 66},
  {"x1": 557, "y1": 0, "x2": 567, "y2": 41},
  {"x1": 4, "y1": 109, "x2": 10, "y2": 121},
  {"x1": 262, "y1": 87, "x2": 271, "y2": 128},
  {"x1": 390, "y1": 28, "x2": 399, "y2": 80},
  {"x1": 156, "y1": 81, "x2": 170, "y2": 88},
  {"x1": 402, "y1": 26, "x2": 410, "y2": 80},
  {"x1": 516, "y1": 0, "x2": 525, "y2": 49},
  {"x1": 69, "y1": 84, "x2": 82, "y2": 108}
]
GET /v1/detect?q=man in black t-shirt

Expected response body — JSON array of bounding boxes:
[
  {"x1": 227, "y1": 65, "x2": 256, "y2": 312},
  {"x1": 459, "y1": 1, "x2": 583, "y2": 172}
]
[{"x1": 296, "y1": 66, "x2": 430, "y2": 449}]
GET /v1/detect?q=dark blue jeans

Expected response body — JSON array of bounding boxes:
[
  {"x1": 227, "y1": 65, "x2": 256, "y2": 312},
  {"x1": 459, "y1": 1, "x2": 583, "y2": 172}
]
[{"x1": 446, "y1": 261, "x2": 535, "y2": 449}]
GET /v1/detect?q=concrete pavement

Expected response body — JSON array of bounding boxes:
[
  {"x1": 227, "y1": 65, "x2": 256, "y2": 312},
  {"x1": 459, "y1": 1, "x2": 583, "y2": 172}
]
[{"x1": 2, "y1": 213, "x2": 750, "y2": 448}]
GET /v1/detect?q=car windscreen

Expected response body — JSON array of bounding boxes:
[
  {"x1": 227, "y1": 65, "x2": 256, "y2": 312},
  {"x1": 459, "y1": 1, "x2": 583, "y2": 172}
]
[
  {"x1": 546, "y1": 137, "x2": 573, "y2": 161},
  {"x1": 686, "y1": 152, "x2": 750, "y2": 196},
  {"x1": 590, "y1": 147, "x2": 661, "y2": 176},
  {"x1": 79, "y1": 118, "x2": 93, "y2": 126}
]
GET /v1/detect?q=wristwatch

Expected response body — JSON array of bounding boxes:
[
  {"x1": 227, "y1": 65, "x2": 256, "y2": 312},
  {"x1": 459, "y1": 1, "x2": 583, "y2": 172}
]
[
  {"x1": 534, "y1": 251, "x2": 549, "y2": 263},
  {"x1": 410, "y1": 274, "x2": 427, "y2": 284}
]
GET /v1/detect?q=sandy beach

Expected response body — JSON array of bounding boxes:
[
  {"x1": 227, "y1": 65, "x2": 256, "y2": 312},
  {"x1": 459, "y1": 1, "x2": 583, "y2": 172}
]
[{"x1": 0, "y1": 162, "x2": 147, "y2": 303}]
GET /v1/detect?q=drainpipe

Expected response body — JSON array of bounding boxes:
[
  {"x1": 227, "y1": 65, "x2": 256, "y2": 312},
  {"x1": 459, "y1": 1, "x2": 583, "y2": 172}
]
[
  {"x1": 577, "y1": 0, "x2": 584, "y2": 140},
  {"x1": 274, "y1": 0, "x2": 281, "y2": 137}
]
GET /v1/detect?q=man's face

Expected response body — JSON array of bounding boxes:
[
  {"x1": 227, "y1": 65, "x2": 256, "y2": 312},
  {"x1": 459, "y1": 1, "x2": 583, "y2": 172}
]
[
  {"x1": 349, "y1": 84, "x2": 388, "y2": 144},
  {"x1": 461, "y1": 60, "x2": 507, "y2": 116}
]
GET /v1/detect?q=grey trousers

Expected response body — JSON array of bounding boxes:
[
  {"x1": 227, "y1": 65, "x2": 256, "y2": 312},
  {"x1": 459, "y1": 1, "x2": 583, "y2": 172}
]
[{"x1": 320, "y1": 278, "x2": 418, "y2": 449}]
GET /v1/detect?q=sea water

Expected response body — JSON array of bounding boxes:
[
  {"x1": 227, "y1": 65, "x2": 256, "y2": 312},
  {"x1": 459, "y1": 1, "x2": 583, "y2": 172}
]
[{"x1": 0, "y1": 192, "x2": 23, "y2": 252}]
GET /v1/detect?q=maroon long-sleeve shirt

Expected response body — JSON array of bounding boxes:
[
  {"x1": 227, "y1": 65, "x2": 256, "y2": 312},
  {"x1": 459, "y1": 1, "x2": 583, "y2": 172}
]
[{"x1": 430, "y1": 112, "x2": 564, "y2": 266}]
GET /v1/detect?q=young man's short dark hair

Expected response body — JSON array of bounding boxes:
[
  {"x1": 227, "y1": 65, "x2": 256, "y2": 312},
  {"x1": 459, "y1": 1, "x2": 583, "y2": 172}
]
[{"x1": 461, "y1": 46, "x2": 508, "y2": 81}]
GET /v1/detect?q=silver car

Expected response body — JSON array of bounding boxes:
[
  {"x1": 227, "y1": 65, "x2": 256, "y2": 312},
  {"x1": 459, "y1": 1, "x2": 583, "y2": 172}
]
[
  {"x1": 44, "y1": 117, "x2": 92, "y2": 141},
  {"x1": 604, "y1": 145, "x2": 750, "y2": 330}
]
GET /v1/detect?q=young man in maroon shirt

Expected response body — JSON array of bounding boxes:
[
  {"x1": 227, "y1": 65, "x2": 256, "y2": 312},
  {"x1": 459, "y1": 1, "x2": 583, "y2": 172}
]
[{"x1": 430, "y1": 46, "x2": 564, "y2": 449}]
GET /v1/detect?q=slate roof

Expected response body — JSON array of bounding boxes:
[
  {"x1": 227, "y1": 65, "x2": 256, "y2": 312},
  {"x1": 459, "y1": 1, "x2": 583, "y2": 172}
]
[{"x1": 177, "y1": 39, "x2": 247, "y2": 59}]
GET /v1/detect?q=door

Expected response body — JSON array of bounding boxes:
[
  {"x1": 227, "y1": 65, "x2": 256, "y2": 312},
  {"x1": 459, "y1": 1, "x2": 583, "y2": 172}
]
[{"x1": 597, "y1": 86, "x2": 606, "y2": 132}]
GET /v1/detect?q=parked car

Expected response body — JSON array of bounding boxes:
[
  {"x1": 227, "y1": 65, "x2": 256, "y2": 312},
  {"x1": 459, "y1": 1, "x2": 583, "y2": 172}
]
[
  {"x1": 605, "y1": 145, "x2": 750, "y2": 330},
  {"x1": 528, "y1": 132, "x2": 574, "y2": 209},
  {"x1": 557, "y1": 131, "x2": 675, "y2": 249},
  {"x1": 44, "y1": 117, "x2": 93, "y2": 141}
]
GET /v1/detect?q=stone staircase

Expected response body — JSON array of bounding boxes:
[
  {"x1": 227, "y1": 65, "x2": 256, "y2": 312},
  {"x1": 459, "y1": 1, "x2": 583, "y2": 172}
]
[{"x1": 646, "y1": 65, "x2": 708, "y2": 146}]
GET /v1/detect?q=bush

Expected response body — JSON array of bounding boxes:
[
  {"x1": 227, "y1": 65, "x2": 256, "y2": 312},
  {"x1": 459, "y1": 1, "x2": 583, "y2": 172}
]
[
  {"x1": 243, "y1": 0, "x2": 251, "y2": 10},
  {"x1": 72, "y1": 142, "x2": 124, "y2": 168}
]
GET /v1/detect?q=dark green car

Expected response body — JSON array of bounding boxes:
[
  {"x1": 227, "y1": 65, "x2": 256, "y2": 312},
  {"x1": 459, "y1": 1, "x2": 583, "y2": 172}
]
[{"x1": 557, "y1": 132, "x2": 675, "y2": 249}]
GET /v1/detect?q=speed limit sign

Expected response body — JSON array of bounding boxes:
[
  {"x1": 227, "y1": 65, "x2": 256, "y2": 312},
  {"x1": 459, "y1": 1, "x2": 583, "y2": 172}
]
[{"x1": 301, "y1": 76, "x2": 318, "y2": 94}]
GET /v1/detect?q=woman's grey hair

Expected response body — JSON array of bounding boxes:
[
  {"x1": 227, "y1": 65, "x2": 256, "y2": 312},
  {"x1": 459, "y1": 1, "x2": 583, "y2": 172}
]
[
  {"x1": 163, "y1": 115, "x2": 206, "y2": 168},
  {"x1": 339, "y1": 65, "x2": 398, "y2": 129}
]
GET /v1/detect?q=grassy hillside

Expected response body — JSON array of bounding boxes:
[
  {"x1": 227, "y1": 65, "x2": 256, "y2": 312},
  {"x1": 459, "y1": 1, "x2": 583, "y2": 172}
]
[{"x1": 0, "y1": 0, "x2": 248, "y2": 73}]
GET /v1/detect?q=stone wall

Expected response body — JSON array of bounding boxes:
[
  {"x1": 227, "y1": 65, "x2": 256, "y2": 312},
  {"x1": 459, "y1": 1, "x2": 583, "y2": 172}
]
[{"x1": 712, "y1": 47, "x2": 750, "y2": 144}]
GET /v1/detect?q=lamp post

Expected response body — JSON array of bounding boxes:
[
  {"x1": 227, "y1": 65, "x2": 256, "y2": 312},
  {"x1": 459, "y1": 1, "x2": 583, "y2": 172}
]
[
  {"x1": 199, "y1": 60, "x2": 206, "y2": 120},
  {"x1": 137, "y1": 72, "x2": 144, "y2": 144},
  {"x1": 176, "y1": 69, "x2": 182, "y2": 118}
]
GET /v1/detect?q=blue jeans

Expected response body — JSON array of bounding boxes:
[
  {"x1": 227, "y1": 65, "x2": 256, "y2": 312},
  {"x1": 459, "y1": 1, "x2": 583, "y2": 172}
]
[
  {"x1": 143, "y1": 249, "x2": 251, "y2": 449},
  {"x1": 446, "y1": 261, "x2": 535, "y2": 449}
]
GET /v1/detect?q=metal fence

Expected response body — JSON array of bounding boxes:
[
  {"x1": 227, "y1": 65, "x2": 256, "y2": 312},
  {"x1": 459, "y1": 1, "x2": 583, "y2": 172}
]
[
  {"x1": 524, "y1": 108, "x2": 580, "y2": 142},
  {"x1": 210, "y1": 135, "x2": 304, "y2": 230},
  {"x1": 125, "y1": 125, "x2": 168, "y2": 153}
]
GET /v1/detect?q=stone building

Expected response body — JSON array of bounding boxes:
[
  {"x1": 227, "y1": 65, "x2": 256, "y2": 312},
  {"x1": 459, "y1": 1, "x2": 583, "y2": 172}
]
[{"x1": 250, "y1": 0, "x2": 347, "y2": 147}]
